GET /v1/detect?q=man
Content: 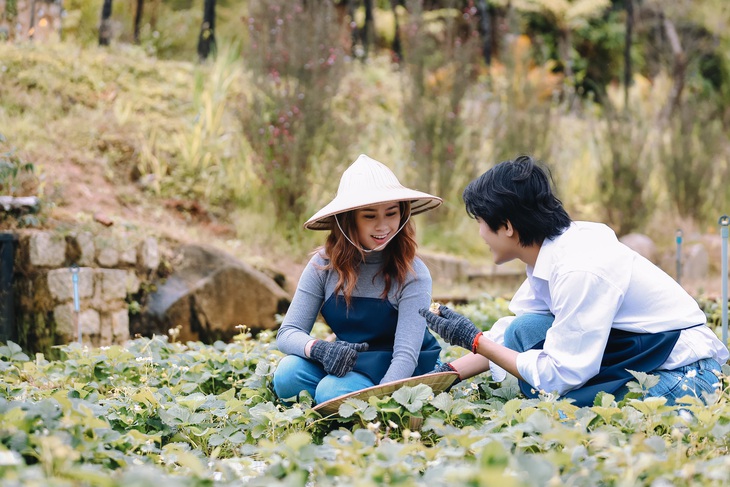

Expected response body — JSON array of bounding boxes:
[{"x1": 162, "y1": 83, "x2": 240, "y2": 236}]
[{"x1": 421, "y1": 155, "x2": 728, "y2": 406}]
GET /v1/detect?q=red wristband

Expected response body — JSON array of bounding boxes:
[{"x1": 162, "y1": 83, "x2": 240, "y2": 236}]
[{"x1": 471, "y1": 331, "x2": 483, "y2": 354}]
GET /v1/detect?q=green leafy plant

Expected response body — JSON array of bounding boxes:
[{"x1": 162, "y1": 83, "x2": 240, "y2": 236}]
[{"x1": 0, "y1": 134, "x2": 36, "y2": 196}]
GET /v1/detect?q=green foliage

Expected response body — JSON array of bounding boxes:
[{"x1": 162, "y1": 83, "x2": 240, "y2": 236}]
[
  {"x1": 400, "y1": 1, "x2": 482, "y2": 220},
  {"x1": 241, "y1": 0, "x2": 350, "y2": 234},
  {"x1": 0, "y1": 134, "x2": 35, "y2": 196},
  {"x1": 0, "y1": 298, "x2": 730, "y2": 486},
  {"x1": 660, "y1": 98, "x2": 729, "y2": 221},
  {"x1": 594, "y1": 105, "x2": 654, "y2": 236}
]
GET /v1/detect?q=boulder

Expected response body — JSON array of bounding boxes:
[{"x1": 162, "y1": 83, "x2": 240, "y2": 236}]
[
  {"x1": 138, "y1": 244, "x2": 291, "y2": 343},
  {"x1": 682, "y1": 243, "x2": 709, "y2": 280}
]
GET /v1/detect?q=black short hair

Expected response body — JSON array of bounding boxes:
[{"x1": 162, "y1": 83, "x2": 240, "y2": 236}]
[{"x1": 463, "y1": 155, "x2": 572, "y2": 247}]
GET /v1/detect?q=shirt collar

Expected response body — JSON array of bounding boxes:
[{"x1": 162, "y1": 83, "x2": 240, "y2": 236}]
[{"x1": 531, "y1": 231, "x2": 563, "y2": 281}]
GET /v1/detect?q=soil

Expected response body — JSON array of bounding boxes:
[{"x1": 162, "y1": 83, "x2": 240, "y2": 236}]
[{"x1": 32, "y1": 154, "x2": 307, "y2": 295}]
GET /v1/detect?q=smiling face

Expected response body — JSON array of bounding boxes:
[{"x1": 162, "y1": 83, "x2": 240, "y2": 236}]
[
  {"x1": 477, "y1": 217, "x2": 520, "y2": 265},
  {"x1": 354, "y1": 202, "x2": 402, "y2": 251}
]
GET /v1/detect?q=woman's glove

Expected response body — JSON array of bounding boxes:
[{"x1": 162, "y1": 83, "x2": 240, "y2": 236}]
[
  {"x1": 418, "y1": 305, "x2": 482, "y2": 353},
  {"x1": 310, "y1": 340, "x2": 369, "y2": 377}
]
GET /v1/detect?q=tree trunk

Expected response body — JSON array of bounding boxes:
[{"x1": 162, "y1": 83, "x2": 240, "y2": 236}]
[
  {"x1": 475, "y1": 0, "x2": 491, "y2": 65},
  {"x1": 390, "y1": 0, "x2": 402, "y2": 62},
  {"x1": 197, "y1": 0, "x2": 216, "y2": 61},
  {"x1": 660, "y1": 17, "x2": 687, "y2": 120},
  {"x1": 99, "y1": 0, "x2": 113, "y2": 46},
  {"x1": 362, "y1": 0, "x2": 374, "y2": 59},
  {"x1": 347, "y1": 0, "x2": 358, "y2": 56},
  {"x1": 28, "y1": 0, "x2": 37, "y2": 40},
  {"x1": 623, "y1": 0, "x2": 634, "y2": 108},
  {"x1": 133, "y1": 0, "x2": 144, "y2": 44},
  {"x1": 558, "y1": 29, "x2": 573, "y2": 79}
]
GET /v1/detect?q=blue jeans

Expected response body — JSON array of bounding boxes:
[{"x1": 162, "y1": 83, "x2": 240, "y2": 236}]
[
  {"x1": 503, "y1": 314, "x2": 723, "y2": 405},
  {"x1": 272, "y1": 355, "x2": 375, "y2": 404}
]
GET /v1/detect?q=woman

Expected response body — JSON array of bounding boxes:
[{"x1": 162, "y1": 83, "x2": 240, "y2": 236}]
[{"x1": 273, "y1": 154, "x2": 443, "y2": 404}]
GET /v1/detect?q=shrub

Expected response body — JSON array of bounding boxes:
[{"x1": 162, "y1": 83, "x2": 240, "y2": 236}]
[{"x1": 241, "y1": 0, "x2": 349, "y2": 234}]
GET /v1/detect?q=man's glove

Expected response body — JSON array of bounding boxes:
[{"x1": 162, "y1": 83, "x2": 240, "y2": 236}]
[
  {"x1": 418, "y1": 305, "x2": 482, "y2": 353},
  {"x1": 310, "y1": 340, "x2": 369, "y2": 377},
  {"x1": 431, "y1": 362, "x2": 462, "y2": 389}
]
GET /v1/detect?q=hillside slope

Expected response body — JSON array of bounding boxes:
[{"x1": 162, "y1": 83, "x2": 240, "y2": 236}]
[{"x1": 0, "y1": 42, "x2": 307, "y2": 290}]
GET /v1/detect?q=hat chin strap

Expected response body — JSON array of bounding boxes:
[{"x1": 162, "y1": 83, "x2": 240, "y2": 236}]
[{"x1": 335, "y1": 212, "x2": 412, "y2": 253}]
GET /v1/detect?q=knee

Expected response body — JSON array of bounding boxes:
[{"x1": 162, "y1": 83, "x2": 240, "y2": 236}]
[
  {"x1": 503, "y1": 320, "x2": 527, "y2": 351},
  {"x1": 314, "y1": 373, "x2": 373, "y2": 404},
  {"x1": 503, "y1": 314, "x2": 552, "y2": 352},
  {"x1": 314, "y1": 375, "x2": 347, "y2": 404},
  {"x1": 273, "y1": 355, "x2": 309, "y2": 399}
]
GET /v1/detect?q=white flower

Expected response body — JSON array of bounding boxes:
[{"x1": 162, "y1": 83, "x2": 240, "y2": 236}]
[{"x1": 685, "y1": 369, "x2": 697, "y2": 379}]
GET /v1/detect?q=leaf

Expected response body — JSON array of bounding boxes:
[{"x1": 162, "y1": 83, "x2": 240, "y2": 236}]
[
  {"x1": 284, "y1": 432, "x2": 312, "y2": 450},
  {"x1": 392, "y1": 384, "x2": 433, "y2": 413},
  {"x1": 492, "y1": 376, "x2": 521, "y2": 400},
  {"x1": 176, "y1": 392, "x2": 207, "y2": 411},
  {"x1": 339, "y1": 398, "x2": 377, "y2": 421},
  {"x1": 430, "y1": 392, "x2": 454, "y2": 412},
  {"x1": 626, "y1": 370, "x2": 660, "y2": 391},
  {"x1": 338, "y1": 399, "x2": 364, "y2": 418},
  {"x1": 0, "y1": 341, "x2": 29, "y2": 362}
]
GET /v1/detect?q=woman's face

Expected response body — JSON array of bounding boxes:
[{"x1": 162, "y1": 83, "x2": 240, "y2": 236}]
[{"x1": 354, "y1": 202, "x2": 402, "y2": 251}]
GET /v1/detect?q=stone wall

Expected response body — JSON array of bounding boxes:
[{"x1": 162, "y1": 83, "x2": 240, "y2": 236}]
[{"x1": 10, "y1": 229, "x2": 159, "y2": 352}]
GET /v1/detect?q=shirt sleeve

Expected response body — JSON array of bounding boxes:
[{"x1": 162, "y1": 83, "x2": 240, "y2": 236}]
[
  {"x1": 516, "y1": 271, "x2": 624, "y2": 395},
  {"x1": 484, "y1": 315, "x2": 516, "y2": 382},
  {"x1": 275, "y1": 255, "x2": 326, "y2": 357},
  {"x1": 379, "y1": 260, "x2": 433, "y2": 384}
]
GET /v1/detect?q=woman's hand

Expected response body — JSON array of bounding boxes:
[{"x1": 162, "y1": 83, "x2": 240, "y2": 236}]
[{"x1": 309, "y1": 340, "x2": 369, "y2": 377}]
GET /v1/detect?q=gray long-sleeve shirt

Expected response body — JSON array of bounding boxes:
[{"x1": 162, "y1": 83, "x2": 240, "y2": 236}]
[{"x1": 276, "y1": 250, "x2": 434, "y2": 384}]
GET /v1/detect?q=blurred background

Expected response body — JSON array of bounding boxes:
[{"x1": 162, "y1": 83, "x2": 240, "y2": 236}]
[{"x1": 1, "y1": 0, "x2": 729, "y2": 298}]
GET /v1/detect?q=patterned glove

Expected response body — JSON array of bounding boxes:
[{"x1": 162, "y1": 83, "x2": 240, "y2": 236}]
[
  {"x1": 418, "y1": 305, "x2": 482, "y2": 352},
  {"x1": 431, "y1": 362, "x2": 462, "y2": 389},
  {"x1": 310, "y1": 340, "x2": 369, "y2": 377}
]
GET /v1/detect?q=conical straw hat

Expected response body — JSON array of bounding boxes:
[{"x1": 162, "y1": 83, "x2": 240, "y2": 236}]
[{"x1": 304, "y1": 154, "x2": 442, "y2": 230}]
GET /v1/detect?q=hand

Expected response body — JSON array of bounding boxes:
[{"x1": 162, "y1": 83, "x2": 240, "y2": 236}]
[
  {"x1": 431, "y1": 362, "x2": 462, "y2": 389},
  {"x1": 310, "y1": 340, "x2": 369, "y2": 377},
  {"x1": 418, "y1": 305, "x2": 481, "y2": 351}
]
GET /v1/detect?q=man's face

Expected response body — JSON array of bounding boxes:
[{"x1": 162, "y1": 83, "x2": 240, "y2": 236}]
[{"x1": 477, "y1": 218, "x2": 518, "y2": 265}]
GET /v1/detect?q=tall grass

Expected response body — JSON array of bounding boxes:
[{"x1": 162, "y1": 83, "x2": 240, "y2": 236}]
[{"x1": 399, "y1": 0, "x2": 481, "y2": 221}]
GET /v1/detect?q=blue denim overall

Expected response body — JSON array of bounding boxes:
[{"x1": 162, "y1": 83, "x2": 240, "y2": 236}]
[
  {"x1": 515, "y1": 321, "x2": 706, "y2": 406},
  {"x1": 321, "y1": 294, "x2": 441, "y2": 384}
]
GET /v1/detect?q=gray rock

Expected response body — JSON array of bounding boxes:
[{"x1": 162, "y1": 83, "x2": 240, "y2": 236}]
[
  {"x1": 682, "y1": 243, "x2": 709, "y2": 280},
  {"x1": 97, "y1": 247, "x2": 119, "y2": 267},
  {"x1": 97, "y1": 269, "x2": 129, "y2": 301},
  {"x1": 29, "y1": 232, "x2": 66, "y2": 267},
  {"x1": 138, "y1": 237, "x2": 159, "y2": 271},
  {"x1": 53, "y1": 304, "x2": 99, "y2": 343},
  {"x1": 47, "y1": 267, "x2": 93, "y2": 302},
  {"x1": 74, "y1": 232, "x2": 96, "y2": 266},
  {"x1": 139, "y1": 244, "x2": 290, "y2": 342}
]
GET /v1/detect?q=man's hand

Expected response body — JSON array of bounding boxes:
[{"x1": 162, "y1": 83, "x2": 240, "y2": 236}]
[
  {"x1": 310, "y1": 340, "x2": 369, "y2": 377},
  {"x1": 419, "y1": 305, "x2": 482, "y2": 352}
]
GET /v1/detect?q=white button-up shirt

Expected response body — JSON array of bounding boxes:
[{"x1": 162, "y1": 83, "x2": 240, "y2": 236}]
[{"x1": 485, "y1": 221, "x2": 729, "y2": 395}]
